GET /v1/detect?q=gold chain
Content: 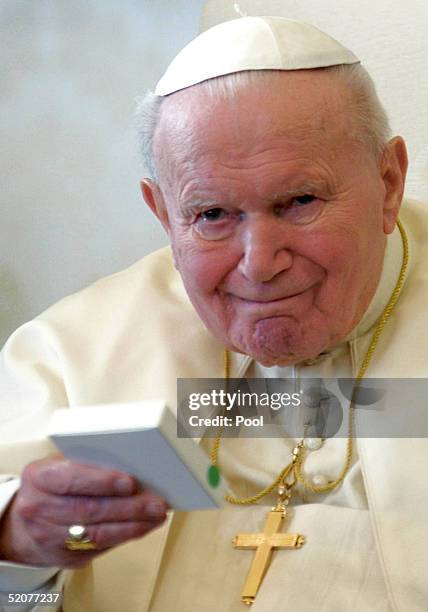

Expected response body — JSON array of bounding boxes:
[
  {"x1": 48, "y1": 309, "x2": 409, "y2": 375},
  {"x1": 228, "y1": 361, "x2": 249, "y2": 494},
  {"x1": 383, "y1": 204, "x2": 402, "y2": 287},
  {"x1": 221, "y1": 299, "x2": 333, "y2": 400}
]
[{"x1": 210, "y1": 219, "x2": 409, "y2": 504}]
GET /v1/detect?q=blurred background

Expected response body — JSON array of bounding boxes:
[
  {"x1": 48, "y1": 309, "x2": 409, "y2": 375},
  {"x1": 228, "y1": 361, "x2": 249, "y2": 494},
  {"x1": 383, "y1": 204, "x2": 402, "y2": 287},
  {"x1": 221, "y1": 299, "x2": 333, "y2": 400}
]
[{"x1": 1, "y1": 0, "x2": 427, "y2": 346}]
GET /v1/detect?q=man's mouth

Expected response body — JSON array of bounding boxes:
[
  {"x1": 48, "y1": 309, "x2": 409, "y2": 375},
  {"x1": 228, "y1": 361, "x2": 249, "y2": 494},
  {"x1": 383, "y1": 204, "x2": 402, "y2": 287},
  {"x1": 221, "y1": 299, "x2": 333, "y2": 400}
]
[
  {"x1": 233, "y1": 292, "x2": 304, "y2": 303},
  {"x1": 228, "y1": 284, "x2": 317, "y2": 304}
]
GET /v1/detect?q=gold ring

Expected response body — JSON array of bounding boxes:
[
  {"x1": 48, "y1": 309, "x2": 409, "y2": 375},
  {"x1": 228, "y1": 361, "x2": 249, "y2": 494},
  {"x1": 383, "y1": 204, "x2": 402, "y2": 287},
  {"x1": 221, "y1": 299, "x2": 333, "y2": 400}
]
[{"x1": 64, "y1": 524, "x2": 97, "y2": 551}]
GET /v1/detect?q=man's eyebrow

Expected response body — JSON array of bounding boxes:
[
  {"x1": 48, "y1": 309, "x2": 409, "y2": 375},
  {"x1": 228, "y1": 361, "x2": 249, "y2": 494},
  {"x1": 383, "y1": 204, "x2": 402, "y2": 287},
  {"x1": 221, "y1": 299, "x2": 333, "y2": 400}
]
[
  {"x1": 179, "y1": 198, "x2": 221, "y2": 213},
  {"x1": 269, "y1": 181, "x2": 333, "y2": 200},
  {"x1": 179, "y1": 181, "x2": 333, "y2": 211}
]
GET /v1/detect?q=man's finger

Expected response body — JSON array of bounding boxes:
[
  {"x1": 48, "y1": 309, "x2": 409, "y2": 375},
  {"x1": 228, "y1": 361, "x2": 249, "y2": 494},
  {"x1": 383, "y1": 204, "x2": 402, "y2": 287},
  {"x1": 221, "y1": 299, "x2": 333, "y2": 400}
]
[
  {"x1": 26, "y1": 492, "x2": 168, "y2": 525},
  {"x1": 25, "y1": 458, "x2": 137, "y2": 496}
]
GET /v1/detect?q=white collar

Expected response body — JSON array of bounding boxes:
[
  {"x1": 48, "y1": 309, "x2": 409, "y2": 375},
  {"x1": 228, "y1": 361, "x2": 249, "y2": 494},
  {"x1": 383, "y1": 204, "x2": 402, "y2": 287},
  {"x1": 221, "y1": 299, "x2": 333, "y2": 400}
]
[{"x1": 346, "y1": 223, "x2": 405, "y2": 342}]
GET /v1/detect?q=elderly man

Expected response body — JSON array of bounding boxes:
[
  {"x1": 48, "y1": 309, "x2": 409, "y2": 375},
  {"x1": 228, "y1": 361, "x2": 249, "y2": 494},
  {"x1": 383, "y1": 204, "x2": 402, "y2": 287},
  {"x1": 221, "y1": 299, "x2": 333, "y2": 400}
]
[{"x1": 0, "y1": 15, "x2": 427, "y2": 612}]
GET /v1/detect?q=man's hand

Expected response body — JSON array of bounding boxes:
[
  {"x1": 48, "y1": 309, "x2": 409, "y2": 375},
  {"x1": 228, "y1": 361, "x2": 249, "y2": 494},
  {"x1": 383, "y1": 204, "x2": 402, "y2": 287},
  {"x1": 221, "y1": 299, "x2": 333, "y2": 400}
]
[{"x1": 0, "y1": 456, "x2": 168, "y2": 568}]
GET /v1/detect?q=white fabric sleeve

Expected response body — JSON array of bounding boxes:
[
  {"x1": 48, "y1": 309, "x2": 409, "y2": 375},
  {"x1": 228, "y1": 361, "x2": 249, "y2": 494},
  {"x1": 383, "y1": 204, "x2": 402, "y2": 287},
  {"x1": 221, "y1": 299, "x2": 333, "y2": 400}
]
[
  {"x1": 0, "y1": 476, "x2": 62, "y2": 612},
  {"x1": 0, "y1": 320, "x2": 69, "y2": 474},
  {"x1": 0, "y1": 321, "x2": 68, "y2": 611}
]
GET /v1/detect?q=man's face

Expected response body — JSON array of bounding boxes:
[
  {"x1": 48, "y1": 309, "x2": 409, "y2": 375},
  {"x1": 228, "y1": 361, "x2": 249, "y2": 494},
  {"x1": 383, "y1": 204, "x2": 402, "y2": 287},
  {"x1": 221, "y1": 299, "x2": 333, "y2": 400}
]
[{"x1": 147, "y1": 71, "x2": 403, "y2": 366}]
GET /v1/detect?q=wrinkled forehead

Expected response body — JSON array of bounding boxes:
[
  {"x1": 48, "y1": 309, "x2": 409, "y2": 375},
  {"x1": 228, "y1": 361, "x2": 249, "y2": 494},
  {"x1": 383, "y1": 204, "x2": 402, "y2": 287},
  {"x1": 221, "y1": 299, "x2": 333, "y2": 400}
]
[{"x1": 153, "y1": 69, "x2": 355, "y2": 182}]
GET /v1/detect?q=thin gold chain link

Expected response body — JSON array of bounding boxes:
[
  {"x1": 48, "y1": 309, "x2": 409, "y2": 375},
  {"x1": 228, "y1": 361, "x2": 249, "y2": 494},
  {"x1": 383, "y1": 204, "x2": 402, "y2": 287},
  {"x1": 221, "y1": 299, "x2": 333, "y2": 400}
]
[{"x1": 211, "y1": 219, "x2": 409, "y2": 503}]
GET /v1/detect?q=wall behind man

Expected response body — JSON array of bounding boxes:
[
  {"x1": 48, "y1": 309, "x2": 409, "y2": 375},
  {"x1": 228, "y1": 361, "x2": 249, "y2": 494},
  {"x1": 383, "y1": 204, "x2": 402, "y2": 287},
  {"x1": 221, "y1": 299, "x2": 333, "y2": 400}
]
[{"x1": 0, "y1": 0, "x2": 205, "y2": 346}]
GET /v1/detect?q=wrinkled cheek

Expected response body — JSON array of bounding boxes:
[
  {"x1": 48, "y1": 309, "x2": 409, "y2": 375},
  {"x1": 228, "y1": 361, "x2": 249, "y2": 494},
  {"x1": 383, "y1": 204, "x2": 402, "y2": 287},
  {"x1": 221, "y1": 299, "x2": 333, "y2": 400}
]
[
  {"x1": 178, "y1": 254, "x2": 229, "y2": 299},
  {"x1": 183, "y1": 269, "x2": 218, "y2": 300}
]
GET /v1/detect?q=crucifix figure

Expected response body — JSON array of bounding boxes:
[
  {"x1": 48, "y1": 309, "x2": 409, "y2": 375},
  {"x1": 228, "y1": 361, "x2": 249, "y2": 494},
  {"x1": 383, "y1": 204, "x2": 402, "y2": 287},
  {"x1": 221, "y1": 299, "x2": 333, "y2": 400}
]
[{"x1": 232, "y1": 486, "x2": 305, "y2": 606}]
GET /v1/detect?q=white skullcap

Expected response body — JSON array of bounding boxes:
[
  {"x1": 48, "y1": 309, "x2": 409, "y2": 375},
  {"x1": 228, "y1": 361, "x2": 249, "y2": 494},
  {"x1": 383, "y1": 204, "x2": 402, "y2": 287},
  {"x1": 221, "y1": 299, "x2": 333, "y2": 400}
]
[{"x1": 155, "y1": 16, "x2": 359, "y2": 96}]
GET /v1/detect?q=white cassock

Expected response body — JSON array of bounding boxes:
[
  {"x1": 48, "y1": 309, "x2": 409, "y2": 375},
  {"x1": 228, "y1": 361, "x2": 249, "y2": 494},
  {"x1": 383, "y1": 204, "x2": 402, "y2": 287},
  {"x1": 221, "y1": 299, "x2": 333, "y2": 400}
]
[{"x1": 0, "y1": 198, "x2": 427, "y2": 612}]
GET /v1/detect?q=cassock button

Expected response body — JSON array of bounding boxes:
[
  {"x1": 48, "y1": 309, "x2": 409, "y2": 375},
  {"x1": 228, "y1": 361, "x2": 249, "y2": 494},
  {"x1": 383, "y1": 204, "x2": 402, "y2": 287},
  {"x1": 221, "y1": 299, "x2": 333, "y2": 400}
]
[
  {"x1": 304, "y1": 437, "x2": 323, "y2": 451},
  {"x1": 312, "y1": 473, "x2": 329, "y2": 487}
]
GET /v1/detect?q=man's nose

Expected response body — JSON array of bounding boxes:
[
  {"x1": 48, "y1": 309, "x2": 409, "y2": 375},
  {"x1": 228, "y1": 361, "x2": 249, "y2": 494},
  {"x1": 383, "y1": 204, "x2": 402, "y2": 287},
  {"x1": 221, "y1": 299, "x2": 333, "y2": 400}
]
[{"x1": 237, "y1": 218, "x2": 293, "y2": 283}]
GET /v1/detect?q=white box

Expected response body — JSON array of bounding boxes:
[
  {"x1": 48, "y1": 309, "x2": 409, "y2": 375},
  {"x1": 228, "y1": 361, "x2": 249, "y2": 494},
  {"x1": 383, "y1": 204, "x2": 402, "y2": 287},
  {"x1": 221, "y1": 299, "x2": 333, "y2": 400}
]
[{"x1": 49, "y1": 401, "x2": 227, "y2": 510}]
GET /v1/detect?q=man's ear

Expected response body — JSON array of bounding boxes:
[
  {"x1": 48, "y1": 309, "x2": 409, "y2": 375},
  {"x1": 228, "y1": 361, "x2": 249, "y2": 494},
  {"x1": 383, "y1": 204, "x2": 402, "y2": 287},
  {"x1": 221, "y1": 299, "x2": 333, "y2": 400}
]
[
  {"x1": 380, "y1": 136, "x2": 408, "y2": 234},
  {"x1": 140, "y1": 178, "x2": 170, "y2": 234}
]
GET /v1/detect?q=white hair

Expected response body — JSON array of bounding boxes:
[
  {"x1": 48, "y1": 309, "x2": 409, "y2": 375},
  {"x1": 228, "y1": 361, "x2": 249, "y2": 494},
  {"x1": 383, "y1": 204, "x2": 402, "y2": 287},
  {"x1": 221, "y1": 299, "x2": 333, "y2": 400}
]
[{"x1": 135, "y1": 64, "x2": 392, "y2": 180}]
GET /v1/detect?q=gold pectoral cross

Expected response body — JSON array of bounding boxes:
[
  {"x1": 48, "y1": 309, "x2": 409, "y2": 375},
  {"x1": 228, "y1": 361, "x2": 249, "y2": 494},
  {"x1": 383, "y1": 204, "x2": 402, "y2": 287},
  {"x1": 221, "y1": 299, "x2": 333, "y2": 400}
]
[{"x1": 232, "y1": 490, "x2": 305, "y2": 606}]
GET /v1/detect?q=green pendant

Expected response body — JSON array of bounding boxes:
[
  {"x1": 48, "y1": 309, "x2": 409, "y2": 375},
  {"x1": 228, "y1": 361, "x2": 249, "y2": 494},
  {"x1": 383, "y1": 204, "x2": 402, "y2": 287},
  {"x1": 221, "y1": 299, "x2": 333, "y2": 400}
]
[{"x1": 208, "y1": 464, "x2": 221, "y2": 488}]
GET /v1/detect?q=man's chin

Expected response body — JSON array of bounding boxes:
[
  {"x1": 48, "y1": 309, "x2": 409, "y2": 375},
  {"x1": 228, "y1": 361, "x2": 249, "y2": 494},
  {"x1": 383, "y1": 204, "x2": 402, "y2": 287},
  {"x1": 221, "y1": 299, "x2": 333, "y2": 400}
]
[
  {"x1": 226, "y1": 318, "x2": 329, "y2": 367},
  {"x1": 247, "y1": 318, "x2": 307, "y2": 364}
]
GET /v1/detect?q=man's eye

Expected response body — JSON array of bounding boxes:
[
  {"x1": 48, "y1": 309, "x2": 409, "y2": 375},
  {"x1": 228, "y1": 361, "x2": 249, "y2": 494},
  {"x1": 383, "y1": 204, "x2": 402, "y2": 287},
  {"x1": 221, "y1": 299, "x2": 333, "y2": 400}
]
[
  {"x1": 273, "y1": 194, "x2": 323, "y2": 225},
  {"x1": 194, "y1": 207, "x2": 239, "y2": 240},
  {"x1": 200, "y1": 208, "x2": 226, "y2": 221},
  {"x1": 293, "y1": 194, "x2": 316, "y2": 206}
]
